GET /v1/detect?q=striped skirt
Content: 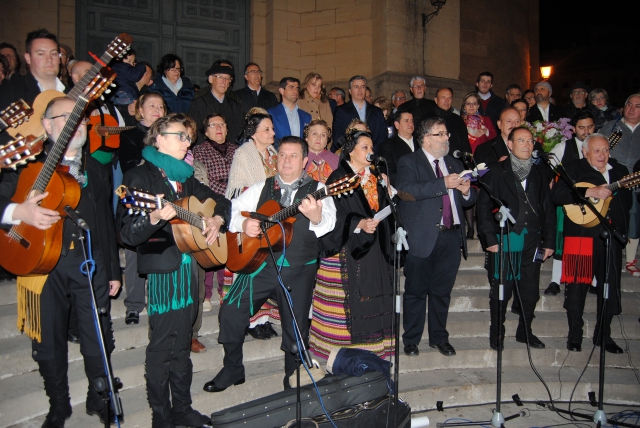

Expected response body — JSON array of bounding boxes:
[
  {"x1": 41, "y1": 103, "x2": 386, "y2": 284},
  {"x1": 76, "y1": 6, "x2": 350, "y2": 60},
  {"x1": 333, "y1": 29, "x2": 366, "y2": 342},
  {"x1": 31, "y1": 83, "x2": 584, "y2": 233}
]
[{"x1": 309, "y1": 256, "x2": 394, "y2": 360}]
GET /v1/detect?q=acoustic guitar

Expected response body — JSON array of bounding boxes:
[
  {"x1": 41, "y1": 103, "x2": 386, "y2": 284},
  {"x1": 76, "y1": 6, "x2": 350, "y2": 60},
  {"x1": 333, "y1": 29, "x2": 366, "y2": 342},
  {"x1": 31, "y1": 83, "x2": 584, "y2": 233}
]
[
  {"x1": 0, "y1": 99, "x2": 34, "y2": 132},
  {"x1": 87, "y1": 113, "x2": 135, "y2": 153},
  {"x1": 116, "y1": 185, "x2": 228, "y2": 268},
  {"x1": 0, "y1": 134, "x2": 46, "y2": 170},
  {"x1": 226, "y1": 173, "x2": 361, "y2": 274},
  {"x1": 0, "y1": 71, "x2": 116, "y2": 276},
  {"x1": 564, "y1": 171, "x2": 640, "y2": 227}
]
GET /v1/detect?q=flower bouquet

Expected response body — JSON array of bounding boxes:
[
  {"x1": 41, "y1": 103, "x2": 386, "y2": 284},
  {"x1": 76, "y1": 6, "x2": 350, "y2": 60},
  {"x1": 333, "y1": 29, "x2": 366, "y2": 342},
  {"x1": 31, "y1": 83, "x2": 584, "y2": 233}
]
[{"x1": 525, "y1": 118, "x2": 573, "y2": 152}]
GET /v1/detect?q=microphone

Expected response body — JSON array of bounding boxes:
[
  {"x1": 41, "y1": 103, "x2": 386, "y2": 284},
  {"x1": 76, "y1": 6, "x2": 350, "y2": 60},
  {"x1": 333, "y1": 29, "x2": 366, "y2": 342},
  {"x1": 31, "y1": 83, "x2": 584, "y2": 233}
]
[
  {"x1": 366, "y1": 153, "x2": 385, "y2": 163},
  {"x1": 531, "y1": 150, "x2": 551, "y2": 160},
  {"x1": 64, "y1": 206, "x2": 90, "y2": 231},
  {"x1": 453, "y1": 150, "x2": 473, "y2": 160}
]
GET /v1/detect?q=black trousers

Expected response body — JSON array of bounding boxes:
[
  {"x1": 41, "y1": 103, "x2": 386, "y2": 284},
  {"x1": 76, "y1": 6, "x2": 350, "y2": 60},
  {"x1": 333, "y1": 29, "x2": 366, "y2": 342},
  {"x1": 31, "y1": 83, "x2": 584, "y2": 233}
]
[
  {"x1": 216, "y1": 262, "x2": 316, "y2": 387},
  {"x1": 487, "y1": 232, "x2": 541, "y2": 340},
  {"x1": 564, "y1": 240, "x2": 623, "y2": 345},
  {"x1": 402, "y1": 229, "x2": 461, "y2": 346}
]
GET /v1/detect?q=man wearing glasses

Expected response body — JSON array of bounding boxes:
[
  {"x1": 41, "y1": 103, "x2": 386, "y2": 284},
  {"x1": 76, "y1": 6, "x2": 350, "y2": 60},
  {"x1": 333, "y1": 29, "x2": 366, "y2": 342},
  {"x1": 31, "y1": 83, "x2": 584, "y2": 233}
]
[
  {"x1": 234, "y1": 62, "x2": 278, "y2": 114},
  {"x1": 396, "y1": 76, "x2": 436, "y2": 129},
  {"x1": 188, "y1": 65, "x2": 244, "y2": 145},
  {"x1": 396, "y1": 117, "x2": 476, "y2": 358},
  {"x1": 477, "y1": 127, "x2": 556, "y2": 351},
  {"x1": 564, "y1": 81, "x2": 599, "y2": 120}
]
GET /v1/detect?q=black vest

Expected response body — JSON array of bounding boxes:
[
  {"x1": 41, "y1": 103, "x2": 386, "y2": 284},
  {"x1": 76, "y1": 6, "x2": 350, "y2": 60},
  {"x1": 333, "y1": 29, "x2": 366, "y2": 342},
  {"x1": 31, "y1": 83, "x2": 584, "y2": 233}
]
[
  {"x1": 513, "y1": 179, "x2": 541, "y2": 235},
  {"x1": 257, "y1": 177, "x2": 320, "y2": 268},
  {"x1": 561, "y1": 138, "x2": 581, "y2": 164}
]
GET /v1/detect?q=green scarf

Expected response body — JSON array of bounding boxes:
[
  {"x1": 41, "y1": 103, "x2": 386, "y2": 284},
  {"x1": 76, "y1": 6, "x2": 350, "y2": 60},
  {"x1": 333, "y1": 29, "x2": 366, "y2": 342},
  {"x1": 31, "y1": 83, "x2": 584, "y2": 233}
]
[{"x1": 142, "y1": 145, "x2": 194, "y2": 182}]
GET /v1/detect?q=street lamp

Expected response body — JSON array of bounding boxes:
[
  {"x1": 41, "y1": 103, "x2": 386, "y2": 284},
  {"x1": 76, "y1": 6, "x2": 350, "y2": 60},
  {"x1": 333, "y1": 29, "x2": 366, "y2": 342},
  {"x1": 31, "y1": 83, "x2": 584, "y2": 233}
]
[{"x1": 540, "y1": 66, "x2": 552, "y2": 80}]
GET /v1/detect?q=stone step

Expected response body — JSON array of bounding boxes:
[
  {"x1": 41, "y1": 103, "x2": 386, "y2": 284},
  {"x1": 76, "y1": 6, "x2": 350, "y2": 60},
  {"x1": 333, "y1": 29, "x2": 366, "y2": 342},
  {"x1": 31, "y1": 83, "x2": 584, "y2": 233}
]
[{"x1": 13, "y1": 360, "x2": 640, "y2": 427}]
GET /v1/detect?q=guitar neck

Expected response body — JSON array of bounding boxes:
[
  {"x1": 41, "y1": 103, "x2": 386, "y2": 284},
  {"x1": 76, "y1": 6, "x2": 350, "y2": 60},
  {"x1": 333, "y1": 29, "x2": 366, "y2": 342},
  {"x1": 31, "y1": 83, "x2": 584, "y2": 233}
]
[
  {"x1": 98, "y1": 125, "x2": 135, "y2": 134},
  {"x1": 270, "y1": 186, "x2": 327, "y2": 222},
  {"x1": 67, "y1": 53, "x2": 114, "y2": 101},
  {"x1": 161, "y1": 198, "x2": 205, "y2": 230},
  {"x1": 32, "y1": 97, "x2": 89, "y2": 193}
]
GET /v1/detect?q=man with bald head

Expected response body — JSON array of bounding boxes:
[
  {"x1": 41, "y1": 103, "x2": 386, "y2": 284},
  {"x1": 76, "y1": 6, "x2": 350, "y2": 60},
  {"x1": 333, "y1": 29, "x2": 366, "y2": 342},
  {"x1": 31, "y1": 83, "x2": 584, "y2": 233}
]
[
  {"x1": 1, "y1": 97, "x2": 122, "y2": 425},
  {"x1": 550, "y1": 134, "x2": 630, "y2": 354},
  {"x1": 420, "y1": 88, "x2": 471, "y2": 156},
  {"x1": 526, "y1": 81, "x2": 566, "y2": 123}
]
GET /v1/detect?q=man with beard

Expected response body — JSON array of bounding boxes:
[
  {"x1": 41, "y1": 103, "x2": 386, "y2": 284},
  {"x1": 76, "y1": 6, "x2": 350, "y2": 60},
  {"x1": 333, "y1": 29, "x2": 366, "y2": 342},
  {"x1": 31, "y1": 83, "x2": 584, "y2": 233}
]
[
  {"x1": 397, "y1": 117, "x2": 476, "y2": 357},
  {"x1": 476, "y1": 127, "x2": 556, "y2": 351},
  {"x1": 527, "y1": 81, "x2": 566, "y2": 123},
  {"x1": 2, "y1": 97, "x2": 122, "y2": 426}
]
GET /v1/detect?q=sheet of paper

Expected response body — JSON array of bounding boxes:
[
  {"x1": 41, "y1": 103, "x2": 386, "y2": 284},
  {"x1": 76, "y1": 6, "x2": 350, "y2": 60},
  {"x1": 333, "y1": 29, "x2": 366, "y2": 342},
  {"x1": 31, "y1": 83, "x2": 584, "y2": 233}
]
[{"x1": 374, "y1": 205, "x2": 392, "y2": 221}]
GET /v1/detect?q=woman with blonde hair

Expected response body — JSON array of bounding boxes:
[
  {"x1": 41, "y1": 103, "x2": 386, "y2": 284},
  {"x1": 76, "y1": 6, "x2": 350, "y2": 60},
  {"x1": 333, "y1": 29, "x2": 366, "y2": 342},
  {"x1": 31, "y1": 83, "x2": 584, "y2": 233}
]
[{"x1": 297, "y1": 72, "x2": 333, "y2": 125}]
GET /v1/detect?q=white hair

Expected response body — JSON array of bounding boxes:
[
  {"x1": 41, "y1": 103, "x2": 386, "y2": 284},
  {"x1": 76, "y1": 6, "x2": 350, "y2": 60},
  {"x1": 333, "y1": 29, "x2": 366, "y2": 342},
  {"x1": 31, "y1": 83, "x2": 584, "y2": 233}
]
[
  {"x1": 582, "y1": 133, "x2": 607, "y2": 152},
  {"x1": 410, "y1": 76, "x2": 426, "y2": 88},
  {"x1": 392, "y1": 90, "x2": 408, "y2": 101}
]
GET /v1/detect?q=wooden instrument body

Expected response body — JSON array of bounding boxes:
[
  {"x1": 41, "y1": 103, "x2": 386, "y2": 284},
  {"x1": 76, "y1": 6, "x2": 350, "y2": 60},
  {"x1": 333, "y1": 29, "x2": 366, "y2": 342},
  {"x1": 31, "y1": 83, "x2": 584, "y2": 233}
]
[
  {"x1": 88, "y1": 113, "x2": 130, "y2": 153},
  {"x1": 169, "y1": 196, "x2": 228, "y2": 268},
  {"x1": 0, "y1": 163, "x2": 81, "y2": 275},
  {"x1": 564, "y1": 182, "x2": 611, "y2": 228},
  {"x1": 6, "y1": 90, "x2": 65, "y2": 139},
  {"x1": 226, "y1": 199, "x2": 296, "y2": 274}
]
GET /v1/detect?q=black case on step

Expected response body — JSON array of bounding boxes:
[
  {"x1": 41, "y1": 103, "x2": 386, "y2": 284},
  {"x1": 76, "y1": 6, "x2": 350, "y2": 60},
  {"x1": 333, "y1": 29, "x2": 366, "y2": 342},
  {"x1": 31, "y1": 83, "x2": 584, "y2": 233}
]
[{"x1": 209, "y1": 372, "x2": 410, "y2": 428}]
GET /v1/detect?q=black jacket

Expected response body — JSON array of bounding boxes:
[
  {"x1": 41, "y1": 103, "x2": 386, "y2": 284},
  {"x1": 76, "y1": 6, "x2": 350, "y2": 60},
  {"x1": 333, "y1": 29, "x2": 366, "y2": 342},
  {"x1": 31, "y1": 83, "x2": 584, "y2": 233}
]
[
  {"x1": 233, "y1": 85, "x2": 278, "y2": 114},
  {"x1": 331, "y1": 101, "x2": 387, "y2": 153},
  {"x1": 0, "y1": 72, "x2": 44, "y2": 110},
  {"x1": 526, "y1": 103, "x2": 566, "y2": 123},
  {"x1": 476, "y1": 158, "x2": 556, "y2": 250},
  {"x1": 118, "y1": 122, "x2": 149, "y2": 174},
  {"x1": 118, "y1": 161, "x2": 231, "y2": 274},
  {"x1": 474, "y1": 135, "x2": 509, "y2": 166},
  {"x1": 188, "y1": 91, "x2": 245, "y2": 145},
  {"x1": 396, "y1": 97, "x2": 436, "y2": 126},
  {"x1": 378, "y1": 134, "x2": 416, "y2": 183}
]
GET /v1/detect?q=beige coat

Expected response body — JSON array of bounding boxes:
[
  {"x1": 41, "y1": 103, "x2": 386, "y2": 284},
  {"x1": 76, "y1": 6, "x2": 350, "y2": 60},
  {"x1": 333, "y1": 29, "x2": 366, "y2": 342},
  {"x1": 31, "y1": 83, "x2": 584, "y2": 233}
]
[{"x1": 297, "y1": 95, "x2": 333, "y2": 127}]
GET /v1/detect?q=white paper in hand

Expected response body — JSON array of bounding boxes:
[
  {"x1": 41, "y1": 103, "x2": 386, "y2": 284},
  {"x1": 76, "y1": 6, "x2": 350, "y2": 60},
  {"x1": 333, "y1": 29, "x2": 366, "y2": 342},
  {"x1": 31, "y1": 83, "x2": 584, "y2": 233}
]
[{"x1": 374, "y1": 205, "x2": 392, "y2": 221}]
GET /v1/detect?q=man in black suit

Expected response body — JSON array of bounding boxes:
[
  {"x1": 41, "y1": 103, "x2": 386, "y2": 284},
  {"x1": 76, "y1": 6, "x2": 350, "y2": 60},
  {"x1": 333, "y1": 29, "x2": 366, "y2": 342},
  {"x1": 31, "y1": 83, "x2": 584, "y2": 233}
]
[
  {"x1": 396, "y1": 117, "x2": 477, "y2": 357},
  {"x1": 474, "y1": 107, "x2": 522, "y2": 166},
  {"x1": 526, "y1": 81, "x2": 566, "y2": 123},
  {"x1": 331, "y1": 75, "x2": 387, "y2": 153},
  {"x1": 550, "y1": 134, "x2": 630, "y2": 354},
  {"x1": 397, "y1": 76, "x2": 436, "y2": 128},
  {"x1": 233, "y1": 62, "x2": 278, "y2": 114},
  {"x1": 378, "y1": 110, "x2": 415, "y2": 183},
  {"x1": 421, "y1": 88, "x2": 472, "y2": 156},
  {"x1": 476, "y1": 71, "x2": 505, "y2": 130},
  {"x1": 476, "y1": 127, "x2": 556, "y2": 351}
]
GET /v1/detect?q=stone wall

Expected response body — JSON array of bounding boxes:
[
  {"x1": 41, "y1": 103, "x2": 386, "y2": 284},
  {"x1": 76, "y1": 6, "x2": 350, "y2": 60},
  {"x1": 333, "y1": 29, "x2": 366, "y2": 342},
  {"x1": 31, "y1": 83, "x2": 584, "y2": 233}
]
[{"x1": 1, "y1": 0, "x2": 76, "y2": 74}]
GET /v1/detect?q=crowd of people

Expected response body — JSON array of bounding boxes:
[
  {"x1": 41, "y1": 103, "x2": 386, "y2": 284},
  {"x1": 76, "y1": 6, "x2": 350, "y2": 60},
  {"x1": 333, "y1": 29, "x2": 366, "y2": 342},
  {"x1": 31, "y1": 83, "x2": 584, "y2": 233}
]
[{"x1": 0, "y1": 28, "x2": 638, "y2": 428}]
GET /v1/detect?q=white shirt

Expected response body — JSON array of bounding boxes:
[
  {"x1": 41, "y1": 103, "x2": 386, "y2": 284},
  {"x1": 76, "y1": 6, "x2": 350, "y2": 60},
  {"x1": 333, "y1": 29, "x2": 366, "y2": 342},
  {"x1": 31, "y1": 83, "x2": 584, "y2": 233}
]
[
  {"x1": 622, "y1": 119, "x2": 639, "y2": 133},
  {"x1": 536, "y1": 103, "x2": 550, "y2": 121},
  {"x1": 230, "y1": 179, "x2": 336, "y2": 237},
  {"x1": 37, "y1": 77, "x2": 65, "y2": 93},
  {"x1": 422, "y1": 148, "x2": 462, "y2": 225},
  {"x1": 398, "y1": 135, "x2": 414, "y2": 152},
  {"x1": 592, "y1": 163, "x2": 612, "y2": 184}
]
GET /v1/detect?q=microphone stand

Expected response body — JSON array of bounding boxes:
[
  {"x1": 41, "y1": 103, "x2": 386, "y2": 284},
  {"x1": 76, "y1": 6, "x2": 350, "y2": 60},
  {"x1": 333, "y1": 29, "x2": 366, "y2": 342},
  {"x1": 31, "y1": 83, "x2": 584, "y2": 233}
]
[
  {"x1": 65, "y1": 206, "x2": 124, "y2": 428},
  {"x1": 374, "y1": 159, "x2": 408, "y2": 427},
  {"x1": 438, "y1": 163, "x2": 525, "y2": 428},
  {"x1": 535, "y1": 156, "x2": 633, "y2": 428}
]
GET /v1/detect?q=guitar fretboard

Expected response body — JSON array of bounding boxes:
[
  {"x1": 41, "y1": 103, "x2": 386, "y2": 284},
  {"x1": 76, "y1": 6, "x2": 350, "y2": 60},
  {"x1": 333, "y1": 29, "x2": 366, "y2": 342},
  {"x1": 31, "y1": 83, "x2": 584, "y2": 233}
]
[
  {"x1": 97, "y1": 126, "x2": 135, "y2": 134},
  {"x1": 270, "y1": 186, "x2": 328, "y2": 222},
  {"x1": 161, "y1": 198, "x2": 205, "y2": 230}
]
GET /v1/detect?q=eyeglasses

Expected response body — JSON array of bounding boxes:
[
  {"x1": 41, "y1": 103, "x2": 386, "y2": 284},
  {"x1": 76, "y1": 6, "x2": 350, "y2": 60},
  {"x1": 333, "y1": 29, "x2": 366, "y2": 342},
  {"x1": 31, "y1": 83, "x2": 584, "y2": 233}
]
[
  {"x1": 515, "y1": 138, "x2": 534, "y2": 144},
  {"x1": 213, "y1": 74, "x2": 232, "y2": 82},
  {"x1": 429, "y1": 132, "x2": 450, "y2": 138},
  {"x1": 246, "y1": 70, "x2": 263, "y2": 76},
  {"x1": 395, "y1": 97, "x2": 407, "y2": 101},
  {"x1": 207, "y1": 122, "x2": 227, "y2": 129},
  {"x1": 411, "y1": 84, "x2": 425, "y2": 90},
  {"x1": 48, "y1": 114, "x2": 89, "y2": 125},
  {"x1": 161, "y1": 132, "x2": 192, "y2": 143},
  {"x1": 571, "y1": 90, "x2": 586, "y2": 95},
  {"x1": 167, "y1": 67, "x2": 184, "y2": 73}
]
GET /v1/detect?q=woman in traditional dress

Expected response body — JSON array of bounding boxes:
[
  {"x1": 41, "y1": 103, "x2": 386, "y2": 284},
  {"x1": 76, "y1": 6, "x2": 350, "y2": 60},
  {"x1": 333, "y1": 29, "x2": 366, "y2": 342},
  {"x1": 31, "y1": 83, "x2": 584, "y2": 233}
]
[
  {"x1": 309, "y1": 130, "x2": 395, "y2": 359},
  {"x1": 119, "y1": 113, "x2": 230, "y2": 427}
]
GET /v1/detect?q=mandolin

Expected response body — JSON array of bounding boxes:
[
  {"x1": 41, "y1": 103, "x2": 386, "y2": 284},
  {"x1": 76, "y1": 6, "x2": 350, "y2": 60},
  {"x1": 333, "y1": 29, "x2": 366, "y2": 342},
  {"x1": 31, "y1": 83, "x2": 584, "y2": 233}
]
[
  {"x1": 0, "y1": 134, "x2": 46, "y2": 170},
  {"x1": 87, "y1": 113, "x2": 134, "y2": 153},
  {"x1": 0, "y1": 71, "x2": 116, "y2": 276},
  {"x1": 116, "y1": 185, "x2": 228, "y2": 268},
  {"x1": 564, "y1": 171, "x2": 640, "y2": 227},
  {"x1": 0, "y1": 99, "x2": 34, "y2": 132},
  {"x1": 226, "y1": 173, "x2": 361, "y2": 274}
]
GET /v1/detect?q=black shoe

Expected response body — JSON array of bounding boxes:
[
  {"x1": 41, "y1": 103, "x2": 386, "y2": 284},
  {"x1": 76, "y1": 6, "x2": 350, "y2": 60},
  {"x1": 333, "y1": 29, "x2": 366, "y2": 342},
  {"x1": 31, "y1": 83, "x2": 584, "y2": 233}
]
[
  {"x1": 567, "y1": 342, "x2": 582, "y2": 352},
  {"x1": 604, "y1": 342, "x2": 624, "y2": 354},
  {"x1": 489, "y1": 338, "x2": 504, "y2": 351},
  {"x1": 403, "y1": 344, "x2": 419, "y2": 356},
  {"x1": 430, "y1": 342, "x2": 456, "y2": 356},
  {"x1": 544, "y1": 282, "x2": 561, "y2": 296},
  {"x1": 203, "y1": 377, "x2": 245, "y2": 393},
  {"x1": 67, "y1": 331, "x2": 80, "y2": 345},
  {"x1": 41, "y1": 415, "x2": 67, "y2": 428},
  {"x1": 466, "y1": 232, "x2": 475, "y2": 240},
  {"x1": 86, "y1": 406, "x2": 117, "y2": 424},
  {"x1": 246, "y1": 325, "x2": 270, "y2": 340},
  {"x1": 125, "y1": 310, "x2": 139, "y2": 325},
  {"x1": 262, "y1": 321, "x2": 278, "y2": 338},
  {"x1": 516, "y1": 335, "x2": 545, "y2": 349}
]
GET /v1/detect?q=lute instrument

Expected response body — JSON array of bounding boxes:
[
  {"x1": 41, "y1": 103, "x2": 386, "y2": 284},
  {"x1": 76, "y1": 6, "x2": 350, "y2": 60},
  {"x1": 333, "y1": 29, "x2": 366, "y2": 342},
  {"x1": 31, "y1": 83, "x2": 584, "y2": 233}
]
[
  {"x1": 226, "y1": 173, "x2": 361, "y2": 274},
  {"x1": 564, "y1": 171, "x2": 640, "y2": 227},
  {"x1": 116, "y1": 185, "x2": 228, "y2": 268}
]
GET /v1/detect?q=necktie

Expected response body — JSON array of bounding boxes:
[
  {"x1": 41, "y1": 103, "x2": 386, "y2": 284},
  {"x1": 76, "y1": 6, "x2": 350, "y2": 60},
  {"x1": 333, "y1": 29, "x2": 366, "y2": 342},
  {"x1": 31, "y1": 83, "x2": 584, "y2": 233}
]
[
  {"x1": 434, "y1": 159, "x2": 453, "y2": 228},
  {"x1": 251, "y1": 90, "x2": 258, "y2": 105}
]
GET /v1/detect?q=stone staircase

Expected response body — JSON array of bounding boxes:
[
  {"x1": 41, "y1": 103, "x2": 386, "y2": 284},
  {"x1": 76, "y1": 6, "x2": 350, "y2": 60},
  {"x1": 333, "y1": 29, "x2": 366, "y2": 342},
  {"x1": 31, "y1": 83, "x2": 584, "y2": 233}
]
[{"x1": 1, "y1": 240, "x2": 639, "y2": 427}]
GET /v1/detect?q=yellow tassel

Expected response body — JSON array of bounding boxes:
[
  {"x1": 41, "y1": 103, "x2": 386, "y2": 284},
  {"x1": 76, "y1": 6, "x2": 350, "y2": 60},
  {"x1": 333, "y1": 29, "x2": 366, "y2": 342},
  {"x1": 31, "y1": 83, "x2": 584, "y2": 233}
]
[{"x1": 16, "y1": 275, "x2": 48, "y2": 343}]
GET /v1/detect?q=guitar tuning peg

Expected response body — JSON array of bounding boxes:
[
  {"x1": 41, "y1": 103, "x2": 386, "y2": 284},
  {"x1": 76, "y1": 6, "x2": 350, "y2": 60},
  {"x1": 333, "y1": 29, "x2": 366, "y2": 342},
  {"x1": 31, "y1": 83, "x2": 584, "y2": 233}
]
[
  {"x1": 105, "y1": 90, "x2": 112, "y2": 94},
  {"x1": 337, "y1": 194, "x2": 341, "y2": 198},
  {"x1": 111, "y1": 83, "x2": 116, "y2": 87},
  {"x1": 128, "y1": 208, "x2": 133, "y2": 215},
  {"x1": 141, "y1": 211, "x2": 147, "y2": 217},
  {"x1": 350, "y1": 190, "x2": 354, "y2": 194}
]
